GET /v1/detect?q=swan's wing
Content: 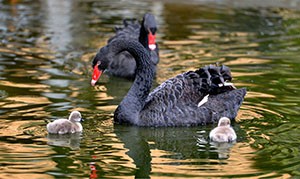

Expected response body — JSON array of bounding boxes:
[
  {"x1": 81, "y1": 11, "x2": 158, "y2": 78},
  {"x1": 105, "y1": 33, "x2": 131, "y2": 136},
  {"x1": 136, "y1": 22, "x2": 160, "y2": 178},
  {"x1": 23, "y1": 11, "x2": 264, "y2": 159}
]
[
  {"x1": 142, "y1": 65, "x2": 221, "y2": 114},
  {"x1": 139, "y1": 65, "x2": 246, "y2": 127},
  {"x1": 144, "y1": 73, "x2": 187, "y2": 112},
  {"x1": 198, "y1": 87, "x2": 246, "y2": 122},
  {"x1": 100, "y1": 19, "x2": 140, "y2": 78},
  {"x1": 108, "y1": 19, "x2": 140, "y2": 43},
  {"x1": 106, "y1": 51, "x2": 137, "y2": 78},
  {"x1": 140, "y1": 71, "x2": 206, "y2": 126}
]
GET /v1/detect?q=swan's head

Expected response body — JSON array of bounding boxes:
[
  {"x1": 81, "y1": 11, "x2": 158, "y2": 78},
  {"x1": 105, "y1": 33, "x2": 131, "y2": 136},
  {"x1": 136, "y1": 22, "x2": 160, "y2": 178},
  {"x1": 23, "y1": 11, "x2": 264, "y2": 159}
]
[
  {"x1": 69, "y1": 111, "x2": 82, "y2": 123},
  {"x1": 91, "y1": 46, "x2": 111, "y2": 86},
  {"x1": 142, "y1": 13, "x2": 157, "y2": 51},
  {"x1": 218, "y1": 117, "x2": 231, "y2": 127}
]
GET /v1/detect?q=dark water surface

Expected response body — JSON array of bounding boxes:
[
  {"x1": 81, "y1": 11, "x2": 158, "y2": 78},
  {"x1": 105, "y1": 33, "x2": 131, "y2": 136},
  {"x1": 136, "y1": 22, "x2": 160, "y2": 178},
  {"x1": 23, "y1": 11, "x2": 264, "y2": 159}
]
[{"x1": 0, "y1": 0, "x2": 299, "y2": 178}]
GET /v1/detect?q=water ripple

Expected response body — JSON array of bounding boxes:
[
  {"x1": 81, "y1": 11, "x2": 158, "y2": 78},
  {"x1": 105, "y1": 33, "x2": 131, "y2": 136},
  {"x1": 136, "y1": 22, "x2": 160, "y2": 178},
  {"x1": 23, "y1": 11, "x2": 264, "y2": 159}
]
[{"x1": 0, "y1": 0, "x2": 299, "y2": 178}]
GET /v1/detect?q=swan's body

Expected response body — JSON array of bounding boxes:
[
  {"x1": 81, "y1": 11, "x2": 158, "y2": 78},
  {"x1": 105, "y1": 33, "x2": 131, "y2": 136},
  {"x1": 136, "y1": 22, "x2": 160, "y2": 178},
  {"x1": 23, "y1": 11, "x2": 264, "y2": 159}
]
[
  {"x1": 47, "y1": 111, "x2": 83, "y2": 134},
  {"x1": 91, "y1": 13, "x2": 159, "y2": 84},
  {"x1": 209, "y1": 117, "x2": 237, "y2": 142},
  {"x1": 91, "y1": 39, "x2": 246, "y2": 127}
]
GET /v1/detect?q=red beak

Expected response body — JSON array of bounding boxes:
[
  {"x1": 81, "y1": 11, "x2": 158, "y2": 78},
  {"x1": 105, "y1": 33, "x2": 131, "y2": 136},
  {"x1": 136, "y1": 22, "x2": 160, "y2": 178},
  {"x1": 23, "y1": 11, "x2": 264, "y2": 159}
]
[
  {"x1": 91, "y1": 63, "x2": 102, "y2": 86},
  {"x1": 148, "y1": 31, "x2": 156, "y2": 50}
]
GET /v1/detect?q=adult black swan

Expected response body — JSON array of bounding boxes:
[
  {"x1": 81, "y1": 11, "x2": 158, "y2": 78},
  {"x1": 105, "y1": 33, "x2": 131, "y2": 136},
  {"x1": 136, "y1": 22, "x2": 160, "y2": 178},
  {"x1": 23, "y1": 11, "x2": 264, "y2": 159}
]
[
  {"x1": 91, "y1": 39, "x2": 246, "y2": 127},
  {"x1": 91, "y1": 13, "x2": 159, "y2": 85}
]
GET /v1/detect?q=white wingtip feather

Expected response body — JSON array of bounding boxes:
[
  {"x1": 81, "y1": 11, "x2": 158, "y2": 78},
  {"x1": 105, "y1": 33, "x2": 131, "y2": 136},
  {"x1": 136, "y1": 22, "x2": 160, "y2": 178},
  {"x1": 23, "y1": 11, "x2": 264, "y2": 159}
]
[
  {"x1": 218, "y1": 82, "x2": 236, "y2": 89},
  {"x1": 198, "y1": 94, "x2": 209, "y2": 107}
]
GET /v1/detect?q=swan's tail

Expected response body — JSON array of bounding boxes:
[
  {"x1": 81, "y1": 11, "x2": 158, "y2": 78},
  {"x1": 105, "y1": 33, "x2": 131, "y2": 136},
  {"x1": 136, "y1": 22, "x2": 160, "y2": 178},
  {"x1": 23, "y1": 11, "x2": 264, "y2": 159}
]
[
  {"x1": 193, "y1": 64, "x2": 237, "y2": 94},
  {"x1": 113, "y1": 19, "x2": 139, "y2": 31},
  {"x1": 108, "y1": 19, "x2": 140, "y2": 44},
  {"x1": 190, "y1": 64, "x2": 246, "y2": 122}
]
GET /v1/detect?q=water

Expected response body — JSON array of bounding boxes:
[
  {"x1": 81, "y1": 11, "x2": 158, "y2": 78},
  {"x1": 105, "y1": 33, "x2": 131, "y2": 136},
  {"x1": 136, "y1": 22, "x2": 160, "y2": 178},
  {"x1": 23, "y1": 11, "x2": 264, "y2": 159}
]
[{"x1": 0, "y1": 0, "x2": 299, "y2": 178}]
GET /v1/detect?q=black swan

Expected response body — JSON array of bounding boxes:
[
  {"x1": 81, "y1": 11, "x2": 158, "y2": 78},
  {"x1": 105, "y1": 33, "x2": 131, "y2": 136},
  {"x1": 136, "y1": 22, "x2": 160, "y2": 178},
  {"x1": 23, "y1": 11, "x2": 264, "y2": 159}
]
[
  {"x1": 91, "y1": 13, "x2": 159, "y2": 85},
  {"x1": 91, "y1": 39, "x2": 246, "y2": 127},
  {"x1": 209, "y1": 117, "x2": 237, "y2": 142}
]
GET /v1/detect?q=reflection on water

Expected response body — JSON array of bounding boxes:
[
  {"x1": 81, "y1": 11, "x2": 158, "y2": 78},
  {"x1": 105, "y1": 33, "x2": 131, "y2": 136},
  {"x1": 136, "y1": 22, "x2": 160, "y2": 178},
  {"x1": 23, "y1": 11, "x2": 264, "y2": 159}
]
[
  {"x1": 209, "y1": 141, "x2": 236, "y2": 159},
  {"x1": 44, "y1": 0, "x2": 72, "y2": 52},
  {"x1": 47, "y1": 133, "x2": 82, "y2": 149},
  {"x1": 0, "y1": 0, "x2": 299, "y2": 178}
]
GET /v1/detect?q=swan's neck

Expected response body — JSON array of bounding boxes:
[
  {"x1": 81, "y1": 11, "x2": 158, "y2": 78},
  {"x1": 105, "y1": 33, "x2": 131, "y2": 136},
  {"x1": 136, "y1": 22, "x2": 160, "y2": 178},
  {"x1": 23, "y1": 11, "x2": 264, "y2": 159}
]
[
  {"x1": 113, "y1": 40, "x2": 155, "y2": 124},
  {"x1": 139, "y1": 23, "x2": 148, "y2": 50},
  {"x1": 74, "y1": 122, "x2": 83, "y2": 131}
]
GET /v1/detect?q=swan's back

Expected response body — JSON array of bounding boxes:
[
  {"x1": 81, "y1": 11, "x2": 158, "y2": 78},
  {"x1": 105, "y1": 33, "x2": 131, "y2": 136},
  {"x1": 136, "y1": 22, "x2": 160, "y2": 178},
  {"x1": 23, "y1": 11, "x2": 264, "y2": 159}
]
[
  {"x1": 138, "y1": 65, "x2": 246, "y2": 127},
  {"x1": 108, "y1": 19, "x2": 140, "y2": 43}
]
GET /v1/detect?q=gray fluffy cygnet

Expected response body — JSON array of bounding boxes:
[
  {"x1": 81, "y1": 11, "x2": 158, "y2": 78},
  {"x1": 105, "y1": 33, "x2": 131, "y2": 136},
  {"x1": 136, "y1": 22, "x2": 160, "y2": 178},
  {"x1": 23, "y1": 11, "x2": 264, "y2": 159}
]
[
  {"x1": 47, "y1": 111, "x2": 83, "y2": 134},
  {"x1": 209, "y1": 117, "x2": 237, "y2": 143}
]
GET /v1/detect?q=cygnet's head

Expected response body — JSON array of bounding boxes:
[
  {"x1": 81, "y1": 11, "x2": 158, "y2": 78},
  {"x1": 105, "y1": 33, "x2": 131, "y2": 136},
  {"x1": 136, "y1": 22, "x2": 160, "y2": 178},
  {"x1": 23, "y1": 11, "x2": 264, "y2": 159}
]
[
  {"x1": 69, "y1": 111, "x2": 82, "y2": 122},
  {"x1": 218, "y1": 117, "x2": 231, "y2": 127}
]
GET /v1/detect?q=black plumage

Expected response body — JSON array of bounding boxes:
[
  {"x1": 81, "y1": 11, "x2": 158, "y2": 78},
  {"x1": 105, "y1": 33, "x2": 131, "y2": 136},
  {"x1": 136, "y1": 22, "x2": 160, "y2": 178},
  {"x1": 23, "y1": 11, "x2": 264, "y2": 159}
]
[
  {"x1": 93, "y1": 13, "x2": 159, "y2": 80},
  {"x1": 94, "y1": 39, "x2": 246, "y2": 127}
]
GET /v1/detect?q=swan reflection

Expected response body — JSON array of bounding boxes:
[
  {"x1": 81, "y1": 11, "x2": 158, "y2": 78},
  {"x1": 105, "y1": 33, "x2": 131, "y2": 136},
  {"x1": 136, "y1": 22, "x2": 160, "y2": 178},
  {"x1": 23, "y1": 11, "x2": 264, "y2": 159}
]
[
  {"x1": 47, "y1": 133, "x2": 82, "y2": 149},
  {"x1": 196, "y1": 129, "x2": 236, "y2": 159},
  {"x1": 210, "y1": 141, "x2": 236, "y2": 159},
  {"x1": 113, "y1": 124, "x2": 244, "y2": 178}
]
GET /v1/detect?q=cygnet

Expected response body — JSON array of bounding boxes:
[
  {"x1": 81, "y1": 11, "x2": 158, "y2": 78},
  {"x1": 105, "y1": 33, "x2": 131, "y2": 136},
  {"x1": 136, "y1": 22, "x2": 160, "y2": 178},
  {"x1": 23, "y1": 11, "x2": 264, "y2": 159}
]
[
  {"x1": 47, "y1": 111, "x2": 83, "y2": 134},
  {"x1": 209, "y1": 117, "x2": 236, "y2": 142}
]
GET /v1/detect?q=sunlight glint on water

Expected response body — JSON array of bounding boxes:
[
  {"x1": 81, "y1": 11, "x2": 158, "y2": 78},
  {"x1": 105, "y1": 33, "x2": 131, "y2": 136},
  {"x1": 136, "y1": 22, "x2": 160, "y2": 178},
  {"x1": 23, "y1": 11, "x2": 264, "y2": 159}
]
[{"x1": 0, "y1": 0, "x2": 299, "y2": 178}]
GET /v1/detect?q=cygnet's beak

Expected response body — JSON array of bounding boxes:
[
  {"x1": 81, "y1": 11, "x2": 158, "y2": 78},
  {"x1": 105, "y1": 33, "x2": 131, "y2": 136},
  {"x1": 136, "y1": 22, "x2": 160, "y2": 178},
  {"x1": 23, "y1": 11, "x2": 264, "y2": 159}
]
[{"x1": 80, "y1": 118, "x2": 84, "y2": 122}]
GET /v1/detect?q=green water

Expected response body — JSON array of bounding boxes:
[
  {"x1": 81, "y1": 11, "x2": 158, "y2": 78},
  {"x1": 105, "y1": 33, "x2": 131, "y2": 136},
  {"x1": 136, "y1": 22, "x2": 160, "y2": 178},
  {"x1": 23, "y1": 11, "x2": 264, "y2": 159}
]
[{"x1": 0, "y1": 0, "x2": 299, "y2": 178}]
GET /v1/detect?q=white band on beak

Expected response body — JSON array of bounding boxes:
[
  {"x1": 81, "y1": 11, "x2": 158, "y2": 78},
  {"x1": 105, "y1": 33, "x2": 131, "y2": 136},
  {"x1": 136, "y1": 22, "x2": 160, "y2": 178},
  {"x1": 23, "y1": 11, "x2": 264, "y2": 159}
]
[{"x1": 149, "y1": 44, "x2": 156, "y2": 50}]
